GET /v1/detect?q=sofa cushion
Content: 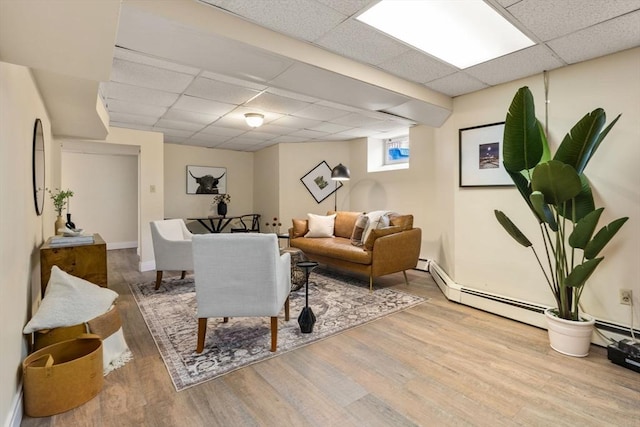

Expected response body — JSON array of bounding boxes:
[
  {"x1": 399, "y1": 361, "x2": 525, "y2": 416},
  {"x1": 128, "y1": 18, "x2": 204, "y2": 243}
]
[
  {"x1": 362, "y1": 210, "x2": 391, "y2": 243},
  {"x1": 291, "y1": 219, "x2": 309, "y2": 238},
  {"x1": 389, "y1": 214, "x2": 413, "y2": 231},
  {"x1": 364, "y1": 226, "x2": 402, "y2": 251},
  {"x1": 305, "y1": 213, "x2": 336, "y2": 238},
  {"x1": 291, "y1": 236, "x2": 372, "y2": 265},
  {"x1": 350, "y1": 214, "x2": 369, "y2": 247},
  {"x1": 328, "y1": 211, "x2": 363, "y2": 238}
]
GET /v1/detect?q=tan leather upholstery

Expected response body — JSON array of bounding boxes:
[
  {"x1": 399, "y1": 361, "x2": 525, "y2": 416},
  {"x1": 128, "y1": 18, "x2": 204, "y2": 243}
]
[{"x1": 289, "y1": 211, "x2": 421, "y2": 288}]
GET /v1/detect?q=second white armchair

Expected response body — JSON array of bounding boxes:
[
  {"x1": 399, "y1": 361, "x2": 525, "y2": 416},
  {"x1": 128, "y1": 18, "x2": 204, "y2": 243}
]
[{"x1": 150, "y1": 219, "x2": 194, "y2": 290}]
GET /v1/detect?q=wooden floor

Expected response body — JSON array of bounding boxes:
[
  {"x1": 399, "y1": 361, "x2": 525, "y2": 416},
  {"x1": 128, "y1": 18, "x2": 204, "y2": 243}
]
[{"x1": 22, "y1": 249, "x2": 639, "y2": 426}]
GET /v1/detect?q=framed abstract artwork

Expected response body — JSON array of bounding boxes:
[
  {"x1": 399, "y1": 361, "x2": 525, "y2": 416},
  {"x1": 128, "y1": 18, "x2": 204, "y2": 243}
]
[
  {"x1": 300, "y1": 160, "x2": 342, "y2": 203},
  {"x1": 459, "y1": 122, "x2": 513, "y2": 187}
]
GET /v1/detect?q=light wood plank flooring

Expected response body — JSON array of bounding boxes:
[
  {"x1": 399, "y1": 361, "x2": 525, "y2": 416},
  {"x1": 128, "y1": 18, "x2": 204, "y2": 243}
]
[{"x1": 22, "y1": 249, "x2": 639, "y2": 426}]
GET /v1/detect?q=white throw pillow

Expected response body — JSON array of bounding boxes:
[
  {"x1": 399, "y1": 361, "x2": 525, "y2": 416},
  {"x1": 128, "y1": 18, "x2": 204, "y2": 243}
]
[
  {"x1": 23, "y1": 266, "x2": 119, "y2": 333},
  {"x1": 305, "y1": 213, "x2": 336, "y2": 238},
  {"x1": 361, "y1": 210, "x2": 391, "y2": 244}
]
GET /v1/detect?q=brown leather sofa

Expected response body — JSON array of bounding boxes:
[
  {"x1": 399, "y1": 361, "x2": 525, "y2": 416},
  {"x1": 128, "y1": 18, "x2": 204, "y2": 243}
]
[{"x1": 289, "y1": 211, "x2": 421, "y2": 291}]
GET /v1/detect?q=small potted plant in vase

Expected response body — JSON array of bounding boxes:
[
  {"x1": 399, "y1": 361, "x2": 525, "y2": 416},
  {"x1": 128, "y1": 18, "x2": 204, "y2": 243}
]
[
  {"x1": 495, "y1": 86, "x2": 628, "y2": 357},
  {"x1": 47, "y1": 188, "x2": 74, "y2": 235},
  {"x1": 212, "y1": 193, "x2": 230, "y2": 217}
]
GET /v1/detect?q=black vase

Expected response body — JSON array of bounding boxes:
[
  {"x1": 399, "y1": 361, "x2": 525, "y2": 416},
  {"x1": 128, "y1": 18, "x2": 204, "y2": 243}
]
[{"x1": 217, "y1": 201, "x2": 227, "y2": 217}]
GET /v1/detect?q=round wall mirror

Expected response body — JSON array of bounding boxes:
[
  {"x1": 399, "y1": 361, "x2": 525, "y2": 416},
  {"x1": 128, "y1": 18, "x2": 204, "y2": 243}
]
[{"x1": 33, "y1": 118, "x2": 45, "y2": 215}]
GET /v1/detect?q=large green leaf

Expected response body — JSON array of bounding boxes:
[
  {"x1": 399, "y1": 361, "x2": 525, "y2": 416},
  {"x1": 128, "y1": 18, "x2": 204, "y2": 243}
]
[
  {"x1": 503, "y1": 87, "x2": 543, "y2": 172},
  {"x1": 531, "y1": 160, "x2": 582, "y2": 205},
  {"x1": 554, "y1": 109, "x2": 607, "y2": 174},
  {"x1": 537, "y1": 119, "x2": 551, "y2": 163},
  {"x1": 506, "y1": 169, "x2": 542, "y2": 222},
  {"x1": 494, "y1": 210, "x2": 532, "y2": 247},
  {"x1": 530, "y1": 191, "x2": 557, "y2": 231},
  {"x1": 584, "y1": 114, "x2": 621, "y2": 171},
  {"x1": 565, "y1": 258, "x2": 603, "y2": 288},
  {"x1": 584, "y1": 217, "x2": 629, "y2": 259},
  {"x1": 569, "y1": 208, "x2": 604, "y2": 249},
  {"x1": 558, "y1": 174, "x2": 595, "y2": 222}
]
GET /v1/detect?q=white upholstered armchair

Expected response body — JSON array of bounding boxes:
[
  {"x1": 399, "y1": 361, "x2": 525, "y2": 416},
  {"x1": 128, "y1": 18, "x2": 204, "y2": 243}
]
[
  {"x1": 150, "y1": 219, "x2": 194, "y2": 290},
  {"x1": 192, "y1": 233, "x2": 291, "y2": 353}
]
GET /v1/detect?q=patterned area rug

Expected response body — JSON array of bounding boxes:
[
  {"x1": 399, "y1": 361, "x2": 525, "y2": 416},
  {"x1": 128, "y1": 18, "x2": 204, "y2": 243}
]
[{"x1": 130, "y1": 268, "x2": 425, "y2": 391}]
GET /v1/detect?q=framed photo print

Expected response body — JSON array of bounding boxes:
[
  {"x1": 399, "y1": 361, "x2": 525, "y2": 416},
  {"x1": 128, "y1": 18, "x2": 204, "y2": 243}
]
[
  {"x1": 459, "y1": 122, "x2": 513, "y2": 187},
  {"x1": 300, "y1": 160, "x2": 342, "y2": 203},
  {"x1": 186, "y1": 165, "x2": 227, "y2": 194}
]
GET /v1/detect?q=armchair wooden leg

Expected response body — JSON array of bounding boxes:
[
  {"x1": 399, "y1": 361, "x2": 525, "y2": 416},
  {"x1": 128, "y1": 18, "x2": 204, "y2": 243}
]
[
  {"x1": 223, "y1": 317, "x2": 229, "y2": 323},
  {"x1": 270, "y1": 317, "x2": 278, "y2": 352},
  {"x1": 180, "y1": 271, "x2": 186, "y2": 279},
  {"x1": 155, "y1": 271, "x2": 163, "y2": 290},
  {"x1": 196, "y1": 318, "x2": 207, "y2": 353},
  {"x1": 369, "y1": 276, "x2": 373, "y2": 293},
  {"x1": 403, "y1": 270, "x2": 409, "y2": 286},
  {"x1": 284, "y1": 296, "x2": 290, "y2": 321}
]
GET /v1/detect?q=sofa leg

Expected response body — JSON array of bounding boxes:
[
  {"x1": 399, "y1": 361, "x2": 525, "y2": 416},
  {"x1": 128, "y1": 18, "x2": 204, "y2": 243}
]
[
  {"x1": 180, "y1": 270, "x2": 186, "y2": 279},
  {"x1": 403, "y1": 270, "x2": 409, "y2": 286}
]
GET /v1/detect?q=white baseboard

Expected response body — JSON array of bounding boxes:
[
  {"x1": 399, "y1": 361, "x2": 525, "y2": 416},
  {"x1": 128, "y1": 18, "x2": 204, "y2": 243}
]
[
  {"x1": 139, "y1": 259, "x2": 155, "y2": 273},
  {"x1": 5, "y1": 386, "x2": 23, "y2": 427},
  {"x1": 427, "y1": 260, "x2": 637, "y2": 347},
  {"x1": 106, "y1": 241, "x2": 137, "y2": 250}
]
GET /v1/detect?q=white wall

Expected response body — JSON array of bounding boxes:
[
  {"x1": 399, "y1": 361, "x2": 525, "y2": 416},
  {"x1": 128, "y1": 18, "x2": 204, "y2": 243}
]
[
  {"x1": 0, "y1": 62, "x2": 52, "y2": 427},
  {"x1": 62, "y1": 151, "x2": 137, "y2": 248},
  {"x1": 163, "y1": 144, "x2": 254, "y2": 231},
  {"x1": 434, "y1": 48, "x2": 640, "y2": 326},
  {"x1": 253, "y1": 144, "x2": 280, "y2": 230}
]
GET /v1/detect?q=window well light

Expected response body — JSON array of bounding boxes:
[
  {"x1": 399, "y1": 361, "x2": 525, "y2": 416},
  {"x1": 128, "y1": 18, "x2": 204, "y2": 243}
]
[
  {"x1": 244, "y1": 113, "x2": 264, "y2": 128},
  {"x1": 357, "y1": 0, "x2": 534, "y2": 69}
]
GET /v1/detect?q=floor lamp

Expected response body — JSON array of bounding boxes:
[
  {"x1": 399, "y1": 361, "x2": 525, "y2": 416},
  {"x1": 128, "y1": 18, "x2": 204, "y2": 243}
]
[{"x1": 331, "y1": 163, "x2": 350, "y2": 211}]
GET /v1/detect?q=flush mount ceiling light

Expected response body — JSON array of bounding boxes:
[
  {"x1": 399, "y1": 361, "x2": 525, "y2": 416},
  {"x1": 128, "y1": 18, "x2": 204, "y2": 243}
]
[
  {"x1": 244, "y1": 113, "x2": 264, "y2": 128},
  {"x1": 357, "y1": 0, "x2": 534, "y2": 69}
]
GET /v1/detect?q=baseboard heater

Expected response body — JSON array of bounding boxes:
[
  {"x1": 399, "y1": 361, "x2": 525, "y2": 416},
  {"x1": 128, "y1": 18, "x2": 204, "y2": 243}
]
[{"x1": 426, "y1": 260, "x2": 639, "y2": 342}]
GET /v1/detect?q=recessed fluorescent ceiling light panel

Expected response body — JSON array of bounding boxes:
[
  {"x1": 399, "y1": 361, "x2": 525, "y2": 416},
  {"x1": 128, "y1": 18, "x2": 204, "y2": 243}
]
[{"x1": 357, "y1": 0, "x2": 534, "y2": 69}]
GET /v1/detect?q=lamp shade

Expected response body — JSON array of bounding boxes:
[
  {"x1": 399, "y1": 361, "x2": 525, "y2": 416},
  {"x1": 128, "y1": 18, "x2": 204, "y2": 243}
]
[
  {"x1": 331, "y1": 163, "x2": 350, "y2": 181},
  {"x1": 244, "y1": 113, "x2": 264, "y2": 128}
]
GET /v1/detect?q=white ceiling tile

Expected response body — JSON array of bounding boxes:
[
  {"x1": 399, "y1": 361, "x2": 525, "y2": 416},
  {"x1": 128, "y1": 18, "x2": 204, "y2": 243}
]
[
  {"x1": 163, "y1": 109, "x2": 219, "y2": 125},
  {"x1": 106, "y1": 99, "x2": 167, "y2": 117},
  {"x1": 465, "y1": 45, "x2": 565, "y2": 85},
  {"x1": 507, "y1": 0, "x2": 640, "y2": 41},
  {"x1": 185, "y1": 77, "x2": 261, "y2": 104},
  {"x1": 152, "y1": 127, "x2": 195, "y2": 138},
  {"x1": 244, "y1": 92, "x2": 312, "y2": 114},
  {"x1": 265, "y1": 87, "x2": 321, "y2": 103},
  {"x1": 333, "y1": 128, "x2": 377, "y2": 138},
  {"x1": 293, "y1": 104, "x2": 351, "y2": 121},
  {"x1": 331, "y1": 113, "x2": 385, "y2": 127},
  {"x1": 200, "y1": 71, "x2": 269, "y2": 91},
  {"x1": 109, "y1": 112, "x2": 158, "y2": 126},
  {"x1": 238, "y1": 131, "x2": 276, "y2": 141},
  {"x1": 377, "y1": 50, "x2": 457, "y2": 84},
  {"x1": 197, "y1": 126, "x2": 246, "y2": 137},
  {"x1": 186, "y1": 138, "x2": 225, "y2": 148},
  {"x1": 110, "y1": 58, "x2": 196, "y2": 93},
  {"x1": 110, "y1": 122, "x2": 153, "y2": 132},
  {"x1": 271, "y1": 115, "x2": 323, "y2": 129},
  {"x1": 113, "y1": 47, "x2": 201, "y2": 75},
  {"x1": 316, "y1": 0, "x2": 374, "y2": 16},
  {"x1": 207, "y1": 0, "x2": 346, "y2": 42},
  {"x1": 425, "y1": 73, "x2": 489, "y2": 98},
  {"x1": 189, "y1": 132, "x2": 232, "y2": 144},
  {"x1": 268, "y1": 134, "x2": 309, "y2": 143},
  {"x1": 154, "y1": 119, "x2": 203, "y2": 132},
  {"x1": 316, "y1": 20, "x2": 411, "y2": 65},
  {"x1": 289, "y1": 129, "x2": 331, "y2": 139},
  {"x1": 547, "y1": 11, "x2": 640, "y2": 64},
  {"x1": 309, "y1": 122, "x2": 352, "y2": 133},
  {"x1": 257, "y1": 123, "x2": 297, "y2": 135},
  {"x1": 104, "y1": 82, "x2": 179, "y2": 107},
  {"x1": 173, "y1": 95, "x2": 236, "y2": 116}
]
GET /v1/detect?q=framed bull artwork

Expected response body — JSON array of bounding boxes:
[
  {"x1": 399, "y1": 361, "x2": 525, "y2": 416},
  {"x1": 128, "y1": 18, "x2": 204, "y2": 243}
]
[{"x1": 186, "y1": 165, "x2": 227, "y2": 195}]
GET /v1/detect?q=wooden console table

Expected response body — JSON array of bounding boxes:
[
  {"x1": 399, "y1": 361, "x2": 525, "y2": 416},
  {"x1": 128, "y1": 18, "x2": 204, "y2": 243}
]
[{"x1": 40, "y1": 233, "x2": 107, "y2": 296}]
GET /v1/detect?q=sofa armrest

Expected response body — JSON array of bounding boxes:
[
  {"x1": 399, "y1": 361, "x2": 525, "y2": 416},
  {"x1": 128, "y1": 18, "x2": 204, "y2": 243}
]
[{"x1": 371, "y1": 228, "x2": 422, "y2": 276}]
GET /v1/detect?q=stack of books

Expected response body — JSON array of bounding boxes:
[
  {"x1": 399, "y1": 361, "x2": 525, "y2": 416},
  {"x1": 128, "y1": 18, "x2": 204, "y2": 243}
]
[{"x1": 49, "y1": 234, "x2": 94, "y2": 247}]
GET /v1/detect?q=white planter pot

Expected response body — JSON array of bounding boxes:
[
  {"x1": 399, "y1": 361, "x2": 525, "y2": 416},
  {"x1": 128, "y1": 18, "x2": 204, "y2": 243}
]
[{"x1": 544, "y1": 308, "x2": 595, "y2": 357}]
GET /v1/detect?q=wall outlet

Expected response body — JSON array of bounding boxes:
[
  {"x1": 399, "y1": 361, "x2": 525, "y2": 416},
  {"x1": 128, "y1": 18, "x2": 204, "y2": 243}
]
[{"x1": 619, "y1": 289, "x2": 632, "y2": 305}]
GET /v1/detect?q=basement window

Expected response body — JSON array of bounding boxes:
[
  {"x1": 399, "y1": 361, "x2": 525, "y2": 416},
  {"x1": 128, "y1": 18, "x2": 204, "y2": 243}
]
[
  {"x1": 367, "y1": 132, "x2": 410, "y2": 172},
  {"x1": 384, "y1": 135, "x2": 410, "y2": 166}
]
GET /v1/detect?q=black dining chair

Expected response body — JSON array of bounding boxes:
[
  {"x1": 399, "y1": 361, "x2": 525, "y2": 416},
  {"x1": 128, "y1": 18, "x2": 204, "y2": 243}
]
[{"x1": 230, "y1": 214, "x2": 261, "y2": 233}]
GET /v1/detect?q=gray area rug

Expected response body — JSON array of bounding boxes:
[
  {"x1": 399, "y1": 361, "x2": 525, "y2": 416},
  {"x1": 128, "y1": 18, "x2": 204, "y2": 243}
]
[{"x1": 130, "y1": 268, "x2": 425, "y2": 391}]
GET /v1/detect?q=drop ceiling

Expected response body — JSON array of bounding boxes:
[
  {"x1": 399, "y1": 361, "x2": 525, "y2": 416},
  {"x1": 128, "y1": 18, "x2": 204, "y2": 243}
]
[{"x1": 2, "y1": 0, "x2": 639, "y2": 150}]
